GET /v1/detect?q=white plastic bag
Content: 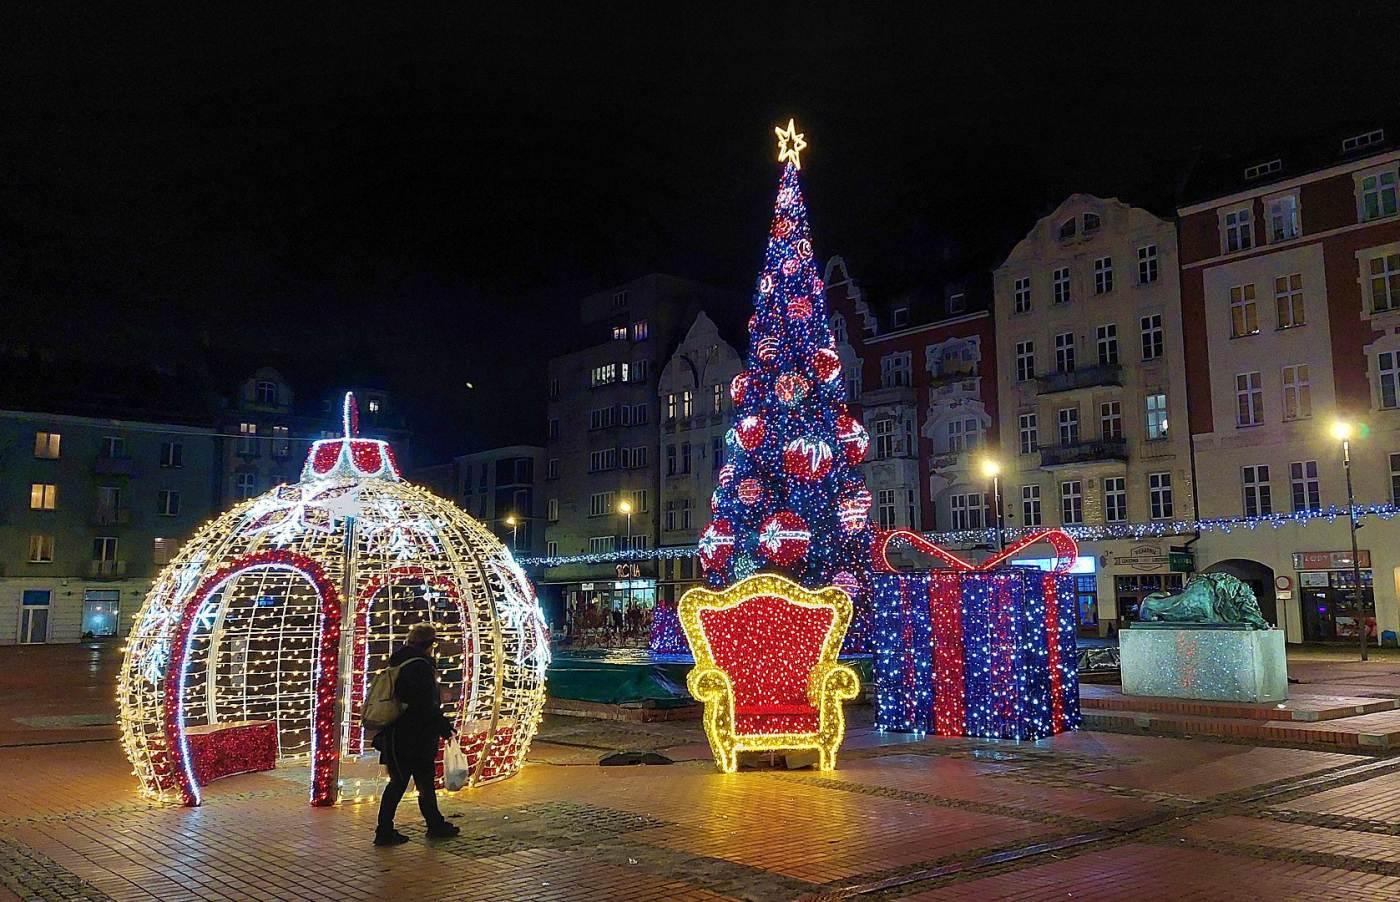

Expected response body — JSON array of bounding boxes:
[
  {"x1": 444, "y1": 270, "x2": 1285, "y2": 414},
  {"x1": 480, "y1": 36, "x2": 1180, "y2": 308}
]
[{"x1": 443, "y1": 738, "x2": 469, "y2": 791}]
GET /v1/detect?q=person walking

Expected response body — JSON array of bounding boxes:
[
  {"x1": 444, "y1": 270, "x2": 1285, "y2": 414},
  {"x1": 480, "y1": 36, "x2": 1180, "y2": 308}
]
[{"x1": 373, "y1": 623, "x2": 460, "y2": 845}]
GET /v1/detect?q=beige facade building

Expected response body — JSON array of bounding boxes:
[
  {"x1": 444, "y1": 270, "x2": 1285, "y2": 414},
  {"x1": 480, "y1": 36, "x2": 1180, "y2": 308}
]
[{"x1": 994, "y1": 195, "x2": 1195, "y2": 634}]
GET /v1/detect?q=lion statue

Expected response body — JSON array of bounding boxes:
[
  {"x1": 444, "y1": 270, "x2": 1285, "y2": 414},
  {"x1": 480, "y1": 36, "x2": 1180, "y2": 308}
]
[{"x1": 1139, "y1": 572, "x2": 1271, "y2": 630}]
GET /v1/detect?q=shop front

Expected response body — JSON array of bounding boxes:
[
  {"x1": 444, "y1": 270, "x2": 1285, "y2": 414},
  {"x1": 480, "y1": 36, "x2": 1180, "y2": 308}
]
[
  {"x1": 560, "y1": 565, "x2": 658, "y2": 646},
  {"x1": 1099, "y1": 540, "x2": 1195, "y2": 635},
  {"x1": 1295, "y1": 550, "x2": 1375, "y2": 642}
]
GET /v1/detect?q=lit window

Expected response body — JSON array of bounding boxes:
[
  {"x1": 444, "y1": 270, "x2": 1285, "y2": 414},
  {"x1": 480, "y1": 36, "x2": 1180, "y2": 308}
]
[
  {"x1": 612, "y1": 326, "x2": 628, "y2": 341},
  {"x1": 238, "y1": 422, "x2": 258, "y2": 456},
  {"x1": 28, "y1": 534, "x2": 54, "y2": 563},
  {"x1": 1282, "y1": 365, "x2": 1311, "y2": 420},
  {"x1": 1369, "y1": 253, "x2": 1400, "y2": 313},
  {"x1": 33, "y1": 432, "x2": 60, "y2": 460},
  {"x1": 1275, "y1": 274, "x2": 1305, "y2": 328},
  {"x1": 666, "y1": 393, "x2": 677, "y2": 421},
  {"x1": 1145, "y1": 393, "x2": 1168, "y2": 440},
  {"x1": 681, "y1": 390, "x2": 693, "y2": 418},
  {"x1": 366, "y1": 398, "x2": 381, "y2": 414},
  {"x1": 30, "y1": 483, "x2": 56, "y2": 511},
  {"x1": 712, "y1": 383, "x2": 722, "y2": 414},
  {"x1": 272, "y1": 425, "x2": 291, "y2": 458},
  {"x1": 1230, "y1": 284, "x2": 1259, "y2": 337},
  {"x1": 1267, "y1": 194, "x2": 1300, "y2": 241},
  {"x1": 152, "y1": 537, "x2": 173, "y2": 566}
]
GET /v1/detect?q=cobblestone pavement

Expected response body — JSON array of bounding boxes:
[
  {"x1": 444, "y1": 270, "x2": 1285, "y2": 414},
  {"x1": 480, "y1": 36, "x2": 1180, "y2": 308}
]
[{"x1": 9, "y1": 644, "x2": 1400, "y2": 899}]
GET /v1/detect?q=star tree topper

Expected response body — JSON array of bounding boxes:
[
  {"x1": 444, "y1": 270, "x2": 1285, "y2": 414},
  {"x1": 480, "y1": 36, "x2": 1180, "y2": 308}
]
[{"x1": 775, "y1": 118, "x2": 807, "y2": 169}]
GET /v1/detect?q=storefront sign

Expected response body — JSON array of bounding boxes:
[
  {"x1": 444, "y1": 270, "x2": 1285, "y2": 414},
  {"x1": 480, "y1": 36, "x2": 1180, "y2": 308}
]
[
  {"x1": 1299, "y1": 571, "x2": 1331, "y2": 588},
  {"x1": 615, "y1": 563, "x2": 641, "y2": 578},
  {"x1": 1292, "y1": 550, "x2": 1371, "y2": 571},
  {"x1": 1113, "y1": 544, "x2": 1168, "y2": 572},
  {"x1": 1168, "y1": 546, "x2": 1194, "y2": 573}
]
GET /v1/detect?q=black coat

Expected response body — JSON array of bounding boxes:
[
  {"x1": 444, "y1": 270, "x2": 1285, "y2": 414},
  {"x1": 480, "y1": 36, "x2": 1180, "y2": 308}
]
[{"x1": 374, "y1": 643, "x2": 453, "y2": 766}]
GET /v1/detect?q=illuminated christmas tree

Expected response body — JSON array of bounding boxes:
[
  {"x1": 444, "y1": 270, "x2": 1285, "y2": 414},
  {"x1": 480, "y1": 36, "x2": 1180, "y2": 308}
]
[{"x1": 697, "y1": 121, "x2": 874, "y2": 649}]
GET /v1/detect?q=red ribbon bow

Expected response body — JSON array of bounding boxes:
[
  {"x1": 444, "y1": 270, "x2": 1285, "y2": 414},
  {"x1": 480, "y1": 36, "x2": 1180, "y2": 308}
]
[{"x1": 872, "y1": 529, "x2": 1079, "y2": 574}]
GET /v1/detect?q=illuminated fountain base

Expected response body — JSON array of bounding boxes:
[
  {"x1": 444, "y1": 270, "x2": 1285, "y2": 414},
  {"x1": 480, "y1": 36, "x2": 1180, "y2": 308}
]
[{"x1": 1120, "y1": 625, "x2": 1287, "y2": 703}]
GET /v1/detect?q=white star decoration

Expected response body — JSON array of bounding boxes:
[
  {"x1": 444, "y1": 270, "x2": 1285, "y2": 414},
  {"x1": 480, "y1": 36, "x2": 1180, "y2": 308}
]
[{"x1": 775, "y1": 118, "x2": 807, "y2": 169}]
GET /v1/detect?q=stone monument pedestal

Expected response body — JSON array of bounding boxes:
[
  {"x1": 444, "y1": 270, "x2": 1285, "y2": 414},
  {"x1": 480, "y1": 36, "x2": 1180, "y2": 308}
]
[{"x1": 1120, "y1": 624, "x2": 1287, "y2": 703}]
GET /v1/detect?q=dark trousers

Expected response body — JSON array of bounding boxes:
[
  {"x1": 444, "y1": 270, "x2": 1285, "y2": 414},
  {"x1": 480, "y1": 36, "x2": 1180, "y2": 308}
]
[{"x1": 377, "y1": 746, "x2": 444, "y2": 831}]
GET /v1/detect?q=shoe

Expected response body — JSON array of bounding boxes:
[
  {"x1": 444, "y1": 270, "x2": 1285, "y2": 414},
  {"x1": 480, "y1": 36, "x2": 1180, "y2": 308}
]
[
  {"x1": 425, "y1": 822, "x2": 461, "y2": 839},
  {"x1": 374, "y1": 829, "x2": 410, "y2": 846}
]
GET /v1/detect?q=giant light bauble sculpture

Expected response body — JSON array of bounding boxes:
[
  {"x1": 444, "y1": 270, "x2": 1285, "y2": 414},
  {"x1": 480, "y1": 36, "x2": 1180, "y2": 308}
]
[{"x1": 118, "y1": 394, "x2": 549, "y2": 806}]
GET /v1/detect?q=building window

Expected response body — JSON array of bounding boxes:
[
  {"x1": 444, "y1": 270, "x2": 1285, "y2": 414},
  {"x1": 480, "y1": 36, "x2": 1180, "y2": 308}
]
[
  {"x1": 1236, "y1": 372, "x2": 1263, "y2": 426},
  {"x1": 611, "y1": 290, "x2": 629, "y2": 309},
  {"x1": 1145, "y1": 393, "x2": 1168, "y2": 440},
  {"x1": 948, "y1": 292, "x2": 966, "y2": 314},
  {"x1": 1275, "y1": 273, "x2": 1305, "y2": 328},
  {"x1": 1282, "y1": 364, "x2": 1312, "y2": 420},
  {"x1": 589, "y1": 536, "x2": 616, "y2": 554},
  {"x1": 235, "y1": 473, "x2": 256, "y2": 498},
  {"x1": 877, "y1": 489, "x2": 897, "y2": 529},
  {"x1": 1379, "y1": 351, "x2": 1400, "y2": 409},
  {"x1": 1022, "y1": 485, "x2": 1042, "y2": 526},
  {"x1": 547, "y1": 499, "x2": 559, "y2": 522},
  {"x1": 846, "y1": 365, "x2": 863, "y2": 402},
  {"x1": 946, "y1": 418, "x2": 981, "y2": 453},
  {"x1": 1149, "y1": 472, "x2": 1174, "y2": 519},
  {"x1": 1015, "y1": 340, "x2": 1035, "y2": 382},
  {"x1": 1290, "y1": 460, "x2": 1321, "y2": 512},
  {"x1": 1268, "y1": 193, "x2": 1300, "y2": 241},
  {"x1": 547, "y1": 458, "x2": 560, "y2": 479},
  {"x1": 632, "y1": 403, "x2": 650, "y2": 425},
  {"x1": 589, "y1": 449, "x2": 618, "y2": 472},
  {"x1": 29, "y1": 483, "x2": 56, "y2": 511},
  {"x1": 158, "y1": 490, "x2": 180, "y2": 517},
  {"x1": 664, "y1": 500, "x2": 676, "y2": 531},
  {"x1": 92, "y1": 536, "x2": 118, "y2": 563},
  {"x1": 153, "y1": 537, "x2": 173, "y2": 566},
  {"x1": 881, "y1": 352, "x2": 912, "y2": 388},
  {"x1": 681, "y1": 390, "x2": 693, "y2": 418},
  {"x1": 874, "y1": 418, "x2": 896, "y2": 460},
  {"x1": 1058, "y1": 218, "x2": 1076, "y2": 240},
  {"x1": 1099, "y1": 401, "x2": 1122, "y2": 440},
  {"x1": 712, "y1": 435, "x2": 723, "y2": 471},
  {"x1": 1104, "y1": 476, "x2": 1127, "y2": 523},
  {"x1": 238, "y1": 422, "x2": 258, "y2": 455},
  {"x1": 160, "y1": 441, "x2": 183, "y2": 468},
  {"x1": 1018, "y1": 412, "x2": 1038, "y2": 455},
  {"x1": 666, "y1": 444, "x2": 677, "y2": 475},
  {"x1": 712, "y1": 383, "x2": 723, "y2": 414},
  {"x1": 589, "y1": 406, "x2": 616, "y2": 430},
  {"x1": 589, "y1": 492, "x2": 615, "y2": 517},
  {"x1": 1096, "y1": 324, "x2": 1118, "y2": 365},
  {"x1": 1360, "y1": 169, "x2": 1399, "y2": 221},
  {"x1": 271, "y1": 425, "x2": 290, "y2": 457},
  {"x1": 33, "y1": 432, "x2": 60, "y2": 460},
  {"x1": 101, "y1": 435, "x2": 126, "y2": 459},
  {"x1": 548, "y1": 418, "x2": 559, "y2": 440},
  {"x1": 892, "y1": 307, "x2": 909, "y2": 327},
  {"x1": 950, "y1": 493, "x2": 985, "y2": 530},
  {"x1": 831, "y1": 315, "x2": 848, "y2": 343},
  {"x1": 1054, "y1": 332, "x2": 1075, "y2": 373},
  {"x1": 630, "y1": 490, "x2": 647, "y2": 514},
  {"x1": 1093, "y1": 257, "x2": 1113, "y2": 294},
  {"x1": 1137, "y1": 245, "x2": 1158, "y2": 284},
  {"x1": 1242, "y1": 465, "x2": 1273, "y2": 516},
  {"x1": 1391, "y1": 453, "x2": 1400, "y2": 503},
  {"x1": 1060, "y1": 480, "x2": 1083, "y2": 525},
  {"x1": 632, "y1": 320, "x2": 649, "y2": 341},
  {"x1": 548, "y1": 377, "x2": 559, "y2": 400},
  {"x1": 590, "y1": 363, "x2": 619, "y2": 387},
  {"x1": 1083, "y1": 212, "x2": 1101, "y2": 233},
  {"x1": 1369, "y1": 253, "x2": 1400, "y2": 313},
  {"x1": 1058, "y1": 407, "x2": 1079, "y2": 445},
  {"x1": 680, "y1": 441, "x2": 691, "y2": 473},
  {"x1": 546, "y1": 541, "x2": 558, "y2": 557},
  {"x1": 28, "y1": 534, "x2": 54, "y2": 563},
  {"x1": 666, "y1": 394, "x2": 677, "y2": 421},
  {"x1": 1014, "y1": 277, "x2": 1031, "y2": 313},
  {"x1": 1052, "y1": 267, "x2": 1071, "y2": 305},
  {"x1": 1229, "y1": 284, "x2": 1259, "y2": 337},
  {"x1": 1224, "y1": 206, "x2": 1254, "y2": 253},
  {"x1": 1140, "y1": 314, "x2": 1164, "y2": 360},
  {"x1": 680, "y1": 497, "x2": 692, "y2": 530},
  {"x1": 1244, "y1": 159, "x2": 1283, "y2": 180},
  {"x1": 255, "y1": 381, "x2": 277, "y2": 405}
]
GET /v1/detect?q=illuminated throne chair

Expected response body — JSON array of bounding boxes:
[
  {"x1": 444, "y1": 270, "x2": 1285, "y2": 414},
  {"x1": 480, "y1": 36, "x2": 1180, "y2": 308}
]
[{"x1": 679, "y1": 574, "x2": 859, "y2": 772}]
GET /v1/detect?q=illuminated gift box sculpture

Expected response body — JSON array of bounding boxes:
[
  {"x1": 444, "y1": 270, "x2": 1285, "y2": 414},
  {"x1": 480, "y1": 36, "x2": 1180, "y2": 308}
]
[
  {"x1": 680, "y1": 574, "x2": 860, "y2": 772},
  {"x1": 871, "y1": 530, "x2": 1081, "y2": 739},
  {"x1": 117, "y1": 394, "x2": 550, "y2": 807}
]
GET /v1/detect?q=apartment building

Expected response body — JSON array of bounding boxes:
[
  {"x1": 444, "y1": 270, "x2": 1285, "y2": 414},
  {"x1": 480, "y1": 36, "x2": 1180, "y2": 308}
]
[
  {"x1": 994, "y1": 195, "x2": 1194, "y2": 634},
  {"x1": 1179, "y1": 121, "x2": 1400, "y2": 644},
  {"x1": 541, "y1": 275, "x2": 740, "y2": 625},
  {"x1": 824, "y1": 256, "x2": 998, "y2": 537},
  {"x1": 656, "y1": 312, "x2": 744, "y2": 605},
  {"x1": 0, "y1": 409, "x2": 218, "y2": 644},
  {"x1": 454, "y1": 445, "x2": 546, "y2": 555}
]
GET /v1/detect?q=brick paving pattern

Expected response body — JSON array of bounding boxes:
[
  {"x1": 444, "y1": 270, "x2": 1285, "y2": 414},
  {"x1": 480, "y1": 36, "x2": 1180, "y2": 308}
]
[{"x1": 7, "y1": 645, "x2": 1400, "y2": 899}]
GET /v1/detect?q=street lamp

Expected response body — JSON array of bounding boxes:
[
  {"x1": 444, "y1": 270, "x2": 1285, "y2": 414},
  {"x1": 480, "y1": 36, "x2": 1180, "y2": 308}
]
[
  {"x1": 616, "y1": 499, "x2": 634, "y2": 642},
  {"x1": 979, "y1": 457, "x2": 1003, "y2": 552},
  {"x1": 1331, "y1": 420, "x2": 1368, "y2": 661},
  {"x1": 504, "y1": 514, "x2": 518, "y2": 551}
]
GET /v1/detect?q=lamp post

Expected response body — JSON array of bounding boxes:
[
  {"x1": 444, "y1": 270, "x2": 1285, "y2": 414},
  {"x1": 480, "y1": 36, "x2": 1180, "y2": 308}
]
[
  {"x1": 1331, "y1": 420, "x2": 1368, "y2": 661},
  {"x1": 504, "y1": 514, "x2": 518, "y2": 551},
  {"x1": 617, "y1": 499, "x2": 633, "y2": 640},
  {"x1": 980, "y1": 457, "x2": 1003, "y2": 552}
]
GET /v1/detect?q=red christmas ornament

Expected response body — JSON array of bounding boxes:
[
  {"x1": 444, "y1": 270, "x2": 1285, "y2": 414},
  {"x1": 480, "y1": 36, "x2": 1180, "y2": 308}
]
[
  {"x1": 836, "y1": 415, "x2": 869, "y2": 466},
  {"x1": 737, "y1": 415, "x2": 765, "y2": 451},
  {"x1": 730, "y1": 372, "x2": 751, "y2": 405},
  {"x1": 796, "y1": 238, "x2": 813, "y2": 259},
  {"x1": 737, "y1": 478, "x2": 764, "y2": 505},
  {"x1": 781, "y1": 258, "x2": 800, "y2": 277},
  {"x1": 698, "y1": 519, "x2": 735, "y2": 573},
  {"x1": 774, "y1": 372, "x2": 810, "y2": 406},
  {"x1": 787, "y1": 295, "x2": 813, "y2": 320},
  {"x1": 783, "y1": 437, "x2": 834, "y2": 482},
  {"x1": 755, "y1": 336, "x2": 781, "y2": 366},
  {"x1": 717, "y1": 462, "x2": 737, "y2": 487},
  {"x1": 773, "y1": 218, "x2": 794, "y2": 239},
  {"x1": 833, "y1": 570, "x2": 861, "y2": 598},
  {"x1": 838, "y1": 487, "x2": 873, "y2": 534},
  {"x1": 813, "y1": 276, "x2": 825, "y2": 295},
  {"x1": 757, "y1": 511, "x2": 811, "y2": 567},
  {"x1": 759, "y1": 274, "x2": 775, "y2": 295},
  {"x1": 812, "y1": 347, "x2": 841, "y2": 383}
]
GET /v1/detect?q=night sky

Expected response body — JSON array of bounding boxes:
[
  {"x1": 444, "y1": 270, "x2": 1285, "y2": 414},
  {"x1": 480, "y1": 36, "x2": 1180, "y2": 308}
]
[{"x1": 5, "y1": 4, "x2": 1400, "y2": 461}]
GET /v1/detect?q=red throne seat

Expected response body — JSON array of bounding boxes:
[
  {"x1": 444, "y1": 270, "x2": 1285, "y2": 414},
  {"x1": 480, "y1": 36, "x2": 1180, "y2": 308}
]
[{"x1": 680, "y1": 574, "x2": 859, "y2": 772}]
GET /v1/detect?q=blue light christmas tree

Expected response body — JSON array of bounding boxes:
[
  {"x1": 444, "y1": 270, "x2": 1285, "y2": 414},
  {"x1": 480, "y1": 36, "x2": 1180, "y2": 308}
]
[{"x1": 697, "y1": 121, "x2": 875, "y2": 650}]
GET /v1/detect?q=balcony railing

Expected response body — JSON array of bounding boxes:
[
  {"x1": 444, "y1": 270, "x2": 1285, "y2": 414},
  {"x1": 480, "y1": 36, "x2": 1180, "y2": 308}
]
[
  {"x1": 1036, "y1": 363, "x2": 1123, "y2": 395},
  {"x1": 1039, "y1": 438, "x2": 1129, "y2": 467},
  {"x1": 88, "y1": 560, "x2": 128, "y2": 580},
  {"x1": 93, "y1": 455, "x2": 135, "y2": 476}
]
